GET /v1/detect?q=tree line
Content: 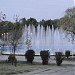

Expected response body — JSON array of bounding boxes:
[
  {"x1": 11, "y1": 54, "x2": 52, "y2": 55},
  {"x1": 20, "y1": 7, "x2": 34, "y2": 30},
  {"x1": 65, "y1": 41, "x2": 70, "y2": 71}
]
[{"x1": 0, "y1": 17, "x2": 60, "y2": 37}]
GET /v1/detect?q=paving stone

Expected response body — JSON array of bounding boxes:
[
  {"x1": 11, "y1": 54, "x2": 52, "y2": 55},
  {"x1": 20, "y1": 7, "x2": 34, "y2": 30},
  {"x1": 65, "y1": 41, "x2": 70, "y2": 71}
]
[{"x1": 16, "y1": 66, "x2": 75, "y2": 75}]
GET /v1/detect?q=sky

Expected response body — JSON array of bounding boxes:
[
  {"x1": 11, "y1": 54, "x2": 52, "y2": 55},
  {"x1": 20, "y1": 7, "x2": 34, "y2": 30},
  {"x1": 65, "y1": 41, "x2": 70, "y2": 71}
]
[{"x1": 0, "y1": 0, "x2": 74, "y2": 22}]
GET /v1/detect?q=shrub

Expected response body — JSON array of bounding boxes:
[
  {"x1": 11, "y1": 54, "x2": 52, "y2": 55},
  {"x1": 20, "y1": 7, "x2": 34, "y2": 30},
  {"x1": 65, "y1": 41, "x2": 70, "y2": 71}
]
[
  {"x1": 25, "y1": 49, "x2": 35, "y2": 63},
  {"x1": 40, "y1": 50, "x2": 50, "y2": 65},
  {"x1": 55, "y1": 52, "x2": 63, "y2": 66},
  {"x1": 8, "y1": 54, "x2": 15, "y2": 62},
  {"x1": 65, "y1": 50, "x2": 70, "y2": 58},
  {"x1": 8, "y1": 54, "x2": 17, "y2": 66}
]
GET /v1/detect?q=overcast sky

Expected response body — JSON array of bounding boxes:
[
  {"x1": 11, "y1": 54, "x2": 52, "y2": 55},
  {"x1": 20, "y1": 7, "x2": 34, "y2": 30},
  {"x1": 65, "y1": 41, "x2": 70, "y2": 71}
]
[{"x1": 0, "y1": 0, "x2": 74, "y2": 22}]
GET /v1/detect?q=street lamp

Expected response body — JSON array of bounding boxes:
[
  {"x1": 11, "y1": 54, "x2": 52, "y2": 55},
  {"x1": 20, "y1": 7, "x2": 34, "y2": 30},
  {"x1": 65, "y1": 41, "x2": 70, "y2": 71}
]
[
  {"x1": 2, "y1": 32, "x2": 9, "y2": 42},
  {"x1": 1, "y1": 34, "x2": 3, "y2": 41},
  {"x1": 7, "y1": 33, "x2": 8, "y2": 42},
  {"x1": 1, "y1": 32, "x2": 9, "y2": 54},
  {"x1": 4, "y1": 33, "x2": 5, "y2": 41}
]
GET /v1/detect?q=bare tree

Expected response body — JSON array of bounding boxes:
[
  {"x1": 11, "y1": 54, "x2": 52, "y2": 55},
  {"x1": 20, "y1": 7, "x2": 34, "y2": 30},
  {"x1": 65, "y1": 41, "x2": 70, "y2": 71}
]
[
  {"x1": 63, "y1": 7, "x2": 75, "y2": 34},
  {"x1": 9, "y1": 15, "x2": 23, "y2": 54}
]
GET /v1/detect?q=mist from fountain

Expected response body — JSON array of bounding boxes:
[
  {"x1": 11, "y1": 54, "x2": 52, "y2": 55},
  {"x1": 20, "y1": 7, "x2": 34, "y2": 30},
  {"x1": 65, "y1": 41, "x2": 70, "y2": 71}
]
[{"x1": 21, "y1": 24, "x2": 74, "y2": 55}]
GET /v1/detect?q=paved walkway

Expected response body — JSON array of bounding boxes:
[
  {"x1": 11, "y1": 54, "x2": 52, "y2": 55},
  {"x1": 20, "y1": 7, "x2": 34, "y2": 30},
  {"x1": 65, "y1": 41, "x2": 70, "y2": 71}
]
[
  {"x1": 16, "y1": 65, "x2": 75, "y2": 75},
  {"x1": 16, "y1": 56, "x2": 75, "y2": 75},
  {"x1": 0, "y1": 55, "x2": 75, "y2": 75}
]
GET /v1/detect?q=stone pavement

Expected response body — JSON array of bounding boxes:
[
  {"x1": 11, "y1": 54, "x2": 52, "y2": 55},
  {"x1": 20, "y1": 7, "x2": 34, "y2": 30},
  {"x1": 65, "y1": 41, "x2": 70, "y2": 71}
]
[
  {"x1": 16, "y1": 65, "x2": 75, "y2": 75},
  {"x1": 0, "y1": 55, "x2": 75, "y2": 75},
  {"x1": 16, "y1": 56, "x2": 75, "y2": 75}
]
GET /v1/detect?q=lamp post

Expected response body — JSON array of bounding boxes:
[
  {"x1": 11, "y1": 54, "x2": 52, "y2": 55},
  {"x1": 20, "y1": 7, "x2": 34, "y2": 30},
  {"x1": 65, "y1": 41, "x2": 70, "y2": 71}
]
[
  {"x1": 1, "y1": 32, "x2": 9, "y2": 54},
  {"x1": 0, "y1": 11, "x2": 6, "y2": 54},
  {"x1": 2, "y1": 32, "x2": 8, "y2": 42},
  {"x1": 4, "y1": 33, "x2": 5, "y2": 41},
  {"x1": 1, "y1": 34, "x2": 3, "y2": 41},
  {"x1": 6, "y1": 33, "x2": 8, "y2": 42}
]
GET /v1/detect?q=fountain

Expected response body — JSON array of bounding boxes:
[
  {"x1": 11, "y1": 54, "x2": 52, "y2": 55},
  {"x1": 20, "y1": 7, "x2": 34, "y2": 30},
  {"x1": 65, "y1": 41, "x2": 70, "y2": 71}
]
[
  {"x1": 20, "y1": 24, "x2": 75, "y2": 55},
  {"x1": 0, "y1": 24, "x2": 75, "y2": 55}
]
